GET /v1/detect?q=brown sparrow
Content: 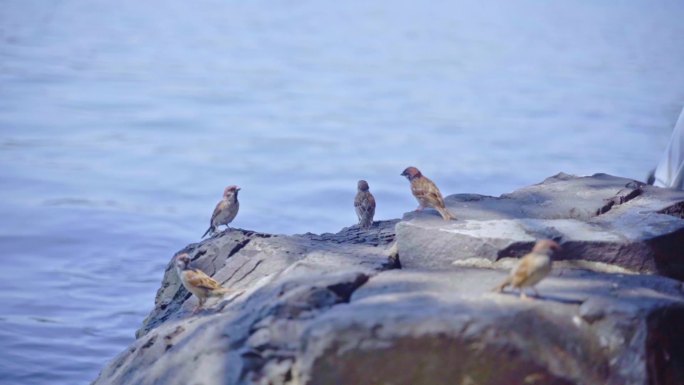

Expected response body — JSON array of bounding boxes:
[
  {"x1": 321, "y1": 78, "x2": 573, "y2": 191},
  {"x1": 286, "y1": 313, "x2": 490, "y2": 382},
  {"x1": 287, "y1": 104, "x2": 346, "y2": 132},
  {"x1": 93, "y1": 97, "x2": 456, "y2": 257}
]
[
  {"x1": 494, "y1": 240, "x2": 561, "y2": 299},
  {"x1": 354, "y1": 180, "x2": 376, "y2": 229},
  {"x1": 175, "y1": 253, "x2": 234, "y2": 313},
  {"x1": 400, "y1": 166, "x2": 455, "y2": 220},
  {"x1": 202, "y1": 185, "x2": 240, "y2": 238}
]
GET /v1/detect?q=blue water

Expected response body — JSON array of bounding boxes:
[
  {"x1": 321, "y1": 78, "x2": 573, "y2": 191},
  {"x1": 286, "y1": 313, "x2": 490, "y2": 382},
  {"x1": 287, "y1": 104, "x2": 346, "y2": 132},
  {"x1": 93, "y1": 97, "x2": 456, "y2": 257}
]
[{"x1": 1, "y1": 0, "x2": 683, "y2": 384}]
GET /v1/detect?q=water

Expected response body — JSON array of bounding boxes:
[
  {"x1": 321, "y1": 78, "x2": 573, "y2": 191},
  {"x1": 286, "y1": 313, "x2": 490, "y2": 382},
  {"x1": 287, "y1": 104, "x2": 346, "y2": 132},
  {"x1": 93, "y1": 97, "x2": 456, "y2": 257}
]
[{"x1": 1, "y1": 0, "x2": 683, "y2": 383}]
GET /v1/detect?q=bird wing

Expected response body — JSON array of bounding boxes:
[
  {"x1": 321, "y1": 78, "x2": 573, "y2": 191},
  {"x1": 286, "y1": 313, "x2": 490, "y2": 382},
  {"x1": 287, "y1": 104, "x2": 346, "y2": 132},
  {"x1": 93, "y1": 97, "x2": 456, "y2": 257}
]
[
  {"x1": 355, "y1": 192, "x2": 376, "y2": 216},
  {"x1": 510, "y1": 253, "x2": 535, "y2": 286},
  {"x1": 354, "y1": 193, "x2": 363, "y2": 221},
  {"x1": 366, "y1": 193, "x2": 376, "y2": 217},
  {"x1": 210, "y1": 199, "x2": 228, "y2": 226},
  {"x1": 412, "y1": 177, "x2": 446, "y2": 208},
  {"x1": 354, "y1": 191, "x2": 364, "y2": 208},
  {"x1": 354, "y1": 191, "x2": 375, "y2": 211},
  {"x1": 187, "y1": 269, "x2": 223, "y2": 291}
]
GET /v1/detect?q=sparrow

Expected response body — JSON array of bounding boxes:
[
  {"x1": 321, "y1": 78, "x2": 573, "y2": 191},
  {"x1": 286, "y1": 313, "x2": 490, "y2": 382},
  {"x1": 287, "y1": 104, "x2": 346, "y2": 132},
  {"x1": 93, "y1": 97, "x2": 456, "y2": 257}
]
[
  {"x1": 202, "y1": 185, "x2": 240, "y2": 238},
  {"x1": 175, "y1": 253, "x2": 234, "y2": 313},
  {"x1": 494, "y1": 240, "x2": 562, "y2": 299},
  {"x1": 400, "y1": 166, "x2": 455, "y2": 220},
  {"x1": 354, "y1": 180, "x2": 376, "y2": 229}
]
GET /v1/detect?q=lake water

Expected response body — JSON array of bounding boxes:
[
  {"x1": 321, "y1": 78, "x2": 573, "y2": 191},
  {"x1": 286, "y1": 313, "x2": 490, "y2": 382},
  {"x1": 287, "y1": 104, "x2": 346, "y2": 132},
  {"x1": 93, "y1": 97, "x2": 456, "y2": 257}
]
[{"x1": 1, "y1": 0, "x2": 683, "y2": 384}]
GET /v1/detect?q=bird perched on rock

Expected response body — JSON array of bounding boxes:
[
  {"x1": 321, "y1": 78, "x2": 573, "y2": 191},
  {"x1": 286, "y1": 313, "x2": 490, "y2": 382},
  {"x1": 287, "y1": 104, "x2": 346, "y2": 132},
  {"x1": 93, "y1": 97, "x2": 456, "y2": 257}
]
[
  {"x1": 494, "y1": 240, "x2": 561, "y2": 299},
  {"x1": 175, "y1": 253, "x2": 235, "y2": 313},
  {"x1": 354, "y1": 180, "x2": 376, "y2": 229},
  {"x1": 400, "y1": 166, "x2": 455, "y2": 220},
  {"x1": 202, "y1": 185, "x2": 240, "y2": 238}
]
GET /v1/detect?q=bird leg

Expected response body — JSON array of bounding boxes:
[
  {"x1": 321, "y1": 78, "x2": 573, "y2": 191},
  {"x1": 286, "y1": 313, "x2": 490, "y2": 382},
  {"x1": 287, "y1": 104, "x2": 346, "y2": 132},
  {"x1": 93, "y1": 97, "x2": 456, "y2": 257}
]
[
  {"x1": 519, "y1": 289, "x2": 529, "y2": 300},
  {"x1": 192, "y1": 298, "x2": 206, "y2": 314},
  {"x1": 531, "y1": 286, "x2": 540, "y2": 297}
]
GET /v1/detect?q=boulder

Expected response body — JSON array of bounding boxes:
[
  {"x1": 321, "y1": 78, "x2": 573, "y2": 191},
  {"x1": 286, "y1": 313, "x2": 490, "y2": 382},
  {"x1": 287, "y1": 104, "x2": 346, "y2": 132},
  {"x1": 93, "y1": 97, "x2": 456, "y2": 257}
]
[
  {"x1": 296, "y1": 268, "x2": 684, "y2": 385},
  {"x1": 396, "y1": 173, "x2": 684, "y2": 279},
  {"x1": 92, "y1": 174, "x2": 684, "y2": 385},
  {"x1": 95, "y1": 221, "x2": 397, "y2": 385}
]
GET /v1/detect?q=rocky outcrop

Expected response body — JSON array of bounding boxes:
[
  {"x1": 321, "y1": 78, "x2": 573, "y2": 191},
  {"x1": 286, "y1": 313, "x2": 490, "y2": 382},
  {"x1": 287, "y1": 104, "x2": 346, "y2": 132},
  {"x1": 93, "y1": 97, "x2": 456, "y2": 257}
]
[
  {"x1": 295, "y1": 268, "x2": 684, "y2": 385},
  {"x1": 397, "y1": 173, "x2": 684, "y2": 278},
  {"x1": 96, "y1": 221, "x2": 398, "y2": 385},
  {"x1": 93, "y1": 174, "x2": 684, "y2": 385}
]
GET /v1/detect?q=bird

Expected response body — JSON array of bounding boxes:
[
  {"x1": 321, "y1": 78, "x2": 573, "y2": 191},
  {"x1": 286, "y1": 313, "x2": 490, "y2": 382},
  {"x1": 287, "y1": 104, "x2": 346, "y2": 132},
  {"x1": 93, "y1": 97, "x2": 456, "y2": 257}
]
[
  {"x1": 354, "y1": 180, "x2": 376, "y2": 229},
  {"x1": 494, "y1": 239, "x2": 562, "y2": 299},
  {"x1": 400, "y1": 166, "x2": 455, "y2": 220},
  {"x1": 174, "y1": 253, "x2": 235, "y2": 313},
  {"x1": 202, "y1": 185, "x2": 240, "y2": 238}
]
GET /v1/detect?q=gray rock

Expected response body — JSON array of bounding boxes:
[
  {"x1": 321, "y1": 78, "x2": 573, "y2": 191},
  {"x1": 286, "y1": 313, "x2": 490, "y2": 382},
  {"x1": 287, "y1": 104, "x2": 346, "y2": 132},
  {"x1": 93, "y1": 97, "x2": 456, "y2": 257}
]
[
  {"x1": 94, "y1": 221, "x2": 397, "y2": 385},
  {"x1": 92, "y1": 174, "x2": 684, "y2": 385},
  {"x1": 396, "y1": 173, "x2": 684, "y2": 279},
  {"x1": 137, "y1": 221, "x2": 398, "y2": 338},
  {"x1": 296, "y1": 269, "x2": 684, "y2": 385}
]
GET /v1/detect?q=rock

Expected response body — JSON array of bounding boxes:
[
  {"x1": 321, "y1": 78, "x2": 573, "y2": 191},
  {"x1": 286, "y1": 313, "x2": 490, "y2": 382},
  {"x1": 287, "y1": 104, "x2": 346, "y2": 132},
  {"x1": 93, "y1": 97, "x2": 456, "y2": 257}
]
[
  {"x1": 296, "y1": 269, "x2": 684, "y2": 385},
  {"x1": 94, "y1": 221, "x2": 397, "y2": 385},
  {"x1": 137, "y1": 221, "x2": 398, "y2": 338},
  {"x1": 93, "y1": 174, "x2": 684, "y2": 385},
  {"x1": 396, "y1": 173, "x2": 684, "y2": 279}
]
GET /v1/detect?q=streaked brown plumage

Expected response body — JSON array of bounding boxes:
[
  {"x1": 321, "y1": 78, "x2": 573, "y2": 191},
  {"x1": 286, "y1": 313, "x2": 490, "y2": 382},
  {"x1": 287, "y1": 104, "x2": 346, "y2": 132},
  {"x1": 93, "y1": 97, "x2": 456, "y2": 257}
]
[
  {"x1": 400, "y1": 166, "x2": 455, "y2": 220},
  {"x1": 202, "y1": 185, "x2": 240, "y2": 238},
  {"x1": 494, "y1": 240, "x2": 561, "y2": 299},
  {"x1": 354, "y1": 180, "x2": 376, "y2": 229},
  {"x1": 175, "y1": 253, "x2": 234, "y2": 313}
]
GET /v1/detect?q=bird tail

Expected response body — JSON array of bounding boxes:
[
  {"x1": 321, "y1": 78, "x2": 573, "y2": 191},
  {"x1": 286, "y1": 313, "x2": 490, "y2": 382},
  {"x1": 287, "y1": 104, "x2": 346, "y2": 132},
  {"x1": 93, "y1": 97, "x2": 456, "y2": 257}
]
[
  {"x1": 202, "y1": 226, "x2": 215, "y2": 238},
  {"x1": 436, "y1": 206, "x2": 456, "y2": 221},
  {"x1": 359, "y1": 218, "x2": 373, "y2": 229},
  {"x1": 493, "y1": 278, "x2": 511, "y2": 293},
  {"x1": 211, "y1": 287, "x2": 233, "y2": 296}
]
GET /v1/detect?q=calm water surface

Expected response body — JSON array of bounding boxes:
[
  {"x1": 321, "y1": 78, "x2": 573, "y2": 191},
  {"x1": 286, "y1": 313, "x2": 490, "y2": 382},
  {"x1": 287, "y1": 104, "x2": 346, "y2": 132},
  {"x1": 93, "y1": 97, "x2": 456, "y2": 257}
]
[{"x1": 1, "y1": 0, "x2": 684, "y2": 384}]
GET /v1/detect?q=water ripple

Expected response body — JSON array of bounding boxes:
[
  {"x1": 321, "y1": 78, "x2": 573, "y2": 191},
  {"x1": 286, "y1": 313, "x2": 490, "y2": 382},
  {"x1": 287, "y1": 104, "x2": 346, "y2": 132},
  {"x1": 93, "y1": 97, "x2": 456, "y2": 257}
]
[{"x1": 1, "y1": 1, "x2": 683, "y2": 385}]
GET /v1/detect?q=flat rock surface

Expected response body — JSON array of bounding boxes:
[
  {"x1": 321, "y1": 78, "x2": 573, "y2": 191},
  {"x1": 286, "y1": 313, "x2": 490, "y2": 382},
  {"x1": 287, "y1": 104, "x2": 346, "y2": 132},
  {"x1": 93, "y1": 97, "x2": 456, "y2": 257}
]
[{"x1": 93, "y1": 174, "x2": 684, "y2": 385}]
